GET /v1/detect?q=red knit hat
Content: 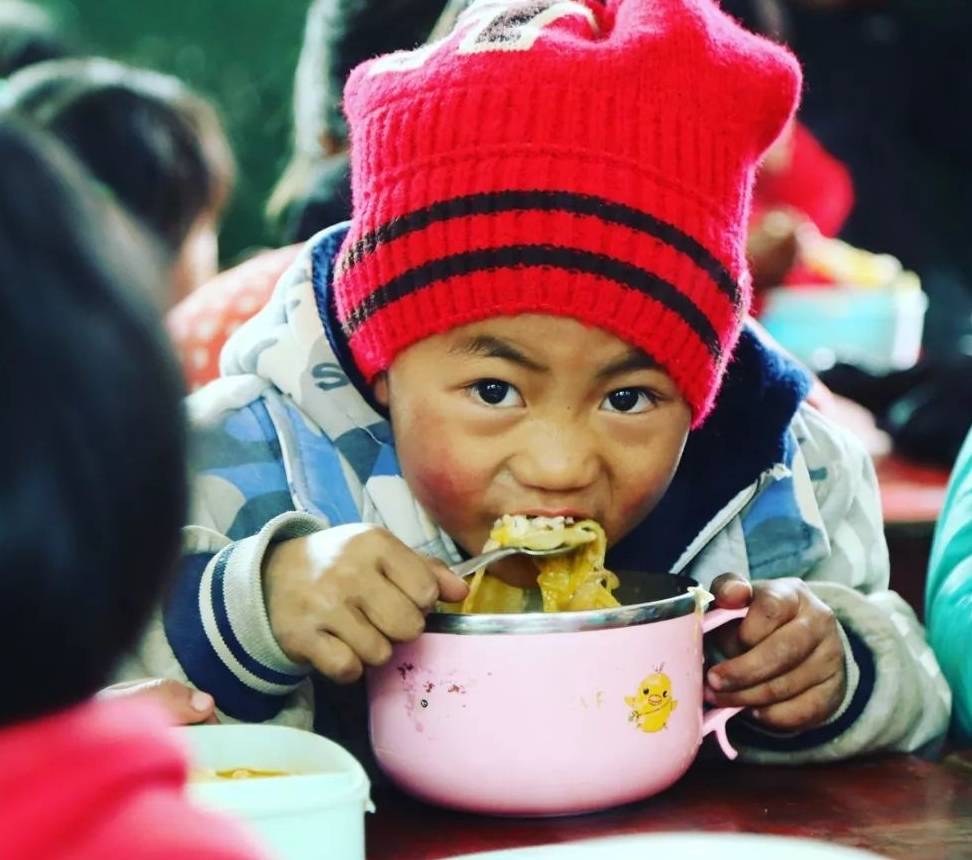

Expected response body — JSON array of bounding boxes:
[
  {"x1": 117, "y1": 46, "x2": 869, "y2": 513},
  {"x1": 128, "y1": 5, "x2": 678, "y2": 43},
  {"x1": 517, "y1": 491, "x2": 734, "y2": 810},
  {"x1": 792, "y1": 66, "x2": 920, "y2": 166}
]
[{"x1": 334, "y1": 0, "x2": 802, "y2": 426}]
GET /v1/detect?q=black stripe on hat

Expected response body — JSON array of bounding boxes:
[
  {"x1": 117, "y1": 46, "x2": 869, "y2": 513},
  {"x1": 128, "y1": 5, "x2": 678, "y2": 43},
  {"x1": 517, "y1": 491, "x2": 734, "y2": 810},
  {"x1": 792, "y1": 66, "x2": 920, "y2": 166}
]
[
  {"x1": 341, "y1": 244, "x2": 722, "y2": 358},
  {"x1": 338, "y1": 190, "x2": 739, "y2": 306}
]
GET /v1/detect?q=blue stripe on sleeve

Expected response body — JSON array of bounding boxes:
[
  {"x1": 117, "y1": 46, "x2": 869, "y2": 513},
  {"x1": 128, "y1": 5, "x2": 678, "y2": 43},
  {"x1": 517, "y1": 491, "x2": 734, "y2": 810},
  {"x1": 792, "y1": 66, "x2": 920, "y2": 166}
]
[
  {"x1": 164, "y1": 552, "x2": 297, "y2": 722},
  {"x1": 282, "y1": 400, "x2": 361, "y2": 525},
  {"x1": 727, "y1": 627, "x2": 876, "y2": 752}
]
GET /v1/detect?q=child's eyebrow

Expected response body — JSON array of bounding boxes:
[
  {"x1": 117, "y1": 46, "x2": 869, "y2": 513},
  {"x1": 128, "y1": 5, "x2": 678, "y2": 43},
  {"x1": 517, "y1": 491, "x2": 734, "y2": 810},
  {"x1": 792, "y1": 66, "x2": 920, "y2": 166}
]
[
  {"x1": 596, "y1": 349, "x2": 659, "y2": 380},
  {"x1": 449, "y1": 335, "x2": 548, "y2": 372}
]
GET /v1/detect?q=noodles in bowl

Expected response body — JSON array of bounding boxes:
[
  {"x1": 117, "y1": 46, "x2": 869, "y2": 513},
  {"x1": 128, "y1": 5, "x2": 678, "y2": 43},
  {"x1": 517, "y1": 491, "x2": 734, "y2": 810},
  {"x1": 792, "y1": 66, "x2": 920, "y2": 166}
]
[{"x1": 440, "y1": 515, "x2": 621, "y2": 614}]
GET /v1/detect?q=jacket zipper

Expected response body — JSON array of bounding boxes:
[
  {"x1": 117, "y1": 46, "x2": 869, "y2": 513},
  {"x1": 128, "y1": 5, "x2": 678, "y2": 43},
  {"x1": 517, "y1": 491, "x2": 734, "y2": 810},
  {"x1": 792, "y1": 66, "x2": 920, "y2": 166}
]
[{"x1": 670, "y1": 463, "x2": 791, "y2": 575}]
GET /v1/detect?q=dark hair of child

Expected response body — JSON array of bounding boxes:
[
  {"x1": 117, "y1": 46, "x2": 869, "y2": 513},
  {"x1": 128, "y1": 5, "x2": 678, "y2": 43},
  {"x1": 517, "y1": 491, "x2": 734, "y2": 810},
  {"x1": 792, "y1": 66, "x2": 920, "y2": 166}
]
[
  {"x1": 0, "y1": 117, "x2": 187, "y2": 727},
  {"x1": 2, "y1": 57, "x2": 234, "y2": 259},
  {"x1": 269, "y1": 0, "x2": 445, "y2": 241},
  {"x1": 0, "y1": 1, "x2": 73, "y2": 78}
]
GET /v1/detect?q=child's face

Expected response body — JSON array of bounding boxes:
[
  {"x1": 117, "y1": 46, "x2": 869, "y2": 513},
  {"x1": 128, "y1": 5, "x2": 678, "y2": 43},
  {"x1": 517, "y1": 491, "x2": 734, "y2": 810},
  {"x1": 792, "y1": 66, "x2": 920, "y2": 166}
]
[{"x1": 374, "y1": 315, "x2": 692, "y2": 584}]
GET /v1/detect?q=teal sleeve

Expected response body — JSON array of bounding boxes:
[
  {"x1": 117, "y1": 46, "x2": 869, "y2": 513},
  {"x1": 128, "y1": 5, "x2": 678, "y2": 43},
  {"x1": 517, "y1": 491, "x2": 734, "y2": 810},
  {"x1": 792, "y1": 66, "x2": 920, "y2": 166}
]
[{"x1": 926, "y1": 428, "x2": 972, "y2": 744}]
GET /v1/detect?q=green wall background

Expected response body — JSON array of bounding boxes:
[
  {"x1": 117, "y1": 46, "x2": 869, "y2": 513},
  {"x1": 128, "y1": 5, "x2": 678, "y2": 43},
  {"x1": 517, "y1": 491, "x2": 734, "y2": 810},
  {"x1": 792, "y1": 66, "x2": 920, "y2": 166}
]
[{"x1": 36, "y1": 1, "x2": 309, "y2": 263}]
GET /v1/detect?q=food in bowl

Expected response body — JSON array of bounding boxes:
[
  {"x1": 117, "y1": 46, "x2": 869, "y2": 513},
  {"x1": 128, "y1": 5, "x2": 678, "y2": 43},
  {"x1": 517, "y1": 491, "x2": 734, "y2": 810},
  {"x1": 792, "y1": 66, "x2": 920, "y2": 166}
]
[
  {"x1": 800, "y1": 232, "x2": 915, "y2": 289},
  {"x1": 180, "y1": 724, "x2": 373, "y2": 860},
  {"x1": 441, "y1": 515, "x2": 621, "y2": 614},
  {"x1": 189, "y1": 767, "x2": 290, "y2": 782},
  {"x1": 368, "y1": 572, "x2": 748, "y2": 816}
]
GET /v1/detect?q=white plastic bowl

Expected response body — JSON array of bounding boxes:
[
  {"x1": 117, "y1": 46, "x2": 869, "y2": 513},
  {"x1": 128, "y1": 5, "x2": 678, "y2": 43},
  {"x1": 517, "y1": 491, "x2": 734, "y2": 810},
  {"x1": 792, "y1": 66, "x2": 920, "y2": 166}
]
[{"x1": 177, "y1": 724, "x2": 372, "y2": 860}]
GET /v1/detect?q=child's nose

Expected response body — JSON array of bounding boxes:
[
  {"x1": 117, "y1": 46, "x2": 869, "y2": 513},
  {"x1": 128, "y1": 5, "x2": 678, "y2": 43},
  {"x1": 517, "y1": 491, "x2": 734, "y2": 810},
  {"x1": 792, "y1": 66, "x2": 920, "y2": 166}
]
[{"x1": 512, "y1": 425, "x2": 599, "y2": 493}]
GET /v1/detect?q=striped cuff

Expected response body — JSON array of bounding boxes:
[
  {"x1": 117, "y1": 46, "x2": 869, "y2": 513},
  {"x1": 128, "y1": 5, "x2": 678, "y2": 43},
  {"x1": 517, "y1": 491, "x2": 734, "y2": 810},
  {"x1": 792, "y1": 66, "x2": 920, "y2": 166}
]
[
  {"x1": 165, "y1": 512, "x2": 328, "y2": 721},
  {"x1": 817, "y1": 619, "x2": 860, "y2": 727}
]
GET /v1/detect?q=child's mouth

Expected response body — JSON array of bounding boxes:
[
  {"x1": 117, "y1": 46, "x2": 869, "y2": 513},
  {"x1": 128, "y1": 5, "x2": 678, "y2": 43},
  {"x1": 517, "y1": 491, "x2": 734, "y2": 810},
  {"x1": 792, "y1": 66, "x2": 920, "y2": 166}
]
[{"x1": 511, "y1": 509, "x2": 591, "y2": 521}]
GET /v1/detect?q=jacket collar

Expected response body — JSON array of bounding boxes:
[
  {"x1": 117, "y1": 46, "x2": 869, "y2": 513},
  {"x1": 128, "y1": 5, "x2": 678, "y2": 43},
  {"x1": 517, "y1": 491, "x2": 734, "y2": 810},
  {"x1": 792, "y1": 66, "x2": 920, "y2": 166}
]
[{"x1": 611, "y1": 320, "x2": 812, "y2": 572}]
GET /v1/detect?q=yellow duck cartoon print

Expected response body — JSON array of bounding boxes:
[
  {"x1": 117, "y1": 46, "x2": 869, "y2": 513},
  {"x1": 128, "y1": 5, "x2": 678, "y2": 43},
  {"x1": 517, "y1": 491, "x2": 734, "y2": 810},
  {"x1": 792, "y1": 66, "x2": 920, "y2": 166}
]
[{"x1": 626, "y1": 672, "x2": 678, "y2": 733}]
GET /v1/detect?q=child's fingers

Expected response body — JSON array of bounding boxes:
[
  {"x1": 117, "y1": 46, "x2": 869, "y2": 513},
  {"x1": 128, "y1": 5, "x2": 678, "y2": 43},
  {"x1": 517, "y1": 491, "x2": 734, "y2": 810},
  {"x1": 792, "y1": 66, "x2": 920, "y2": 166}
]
[
  {"x1": 100, "y1": 678, "x2": 218, "y2": 725},
  {"x1": 378, "y1": 544, "x2": 468, "y2": 608},
  {"x1": 324, "y1": 604, "x2": 394, "y2": 667},
  {"x1": 428, "y1": 557, "x2": 470, "y2": 604},
  {"x1": 707, "y1": 573, "x2": 753, "y2": 658},
  {"x1": 706, "y1": 636, "x2": 845, "y2": 707},
  {"x1": 305, "y1": 632, "x2": 365, "y2": 684},
  {"x1": 734, "y1": 580, "x2": 802, "y2": 650},
  {"x1": 707, "y1": 613, "x2": 822, "y2": 692},
  {"x1": 747, "y1": 674, "x2": 847, "y2": 732},
  {"x1": 378, "y1": 543, "x2": 444, "y2": 610},
  {"x1": 356, "y1": 574, "x2": 428, "y2": 642},
  {"x1": 709, "y1": 572, "x2": 753, "y2": 609}
]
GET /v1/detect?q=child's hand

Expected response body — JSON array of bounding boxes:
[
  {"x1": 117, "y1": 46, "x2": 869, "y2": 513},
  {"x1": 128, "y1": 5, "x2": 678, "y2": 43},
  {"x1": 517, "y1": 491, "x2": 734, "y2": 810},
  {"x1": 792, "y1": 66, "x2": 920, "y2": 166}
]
[
  {"x1": 704, "y1": 573, "x2": 846, "y2": 732},
  {"x1": 262, "y1": 524, "x2": 469, "y2": 684},
  {"x1": 100, "y1": 678, "x2": 219, "y2": 725}
]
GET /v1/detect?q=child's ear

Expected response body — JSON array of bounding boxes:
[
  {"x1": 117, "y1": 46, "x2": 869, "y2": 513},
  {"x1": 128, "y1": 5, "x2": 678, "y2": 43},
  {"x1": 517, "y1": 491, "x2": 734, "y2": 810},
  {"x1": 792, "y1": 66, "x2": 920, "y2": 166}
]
[{"x1": 372, "y1": 372, "x2": 390, "y2": 407}]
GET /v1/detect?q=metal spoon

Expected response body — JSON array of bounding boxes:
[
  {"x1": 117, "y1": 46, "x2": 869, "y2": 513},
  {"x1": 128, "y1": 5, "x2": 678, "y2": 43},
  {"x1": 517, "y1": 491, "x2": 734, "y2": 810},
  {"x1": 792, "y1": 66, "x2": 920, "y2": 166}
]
[{"x1": 450, "y1": 544, "x2": 575, "y2": 579}]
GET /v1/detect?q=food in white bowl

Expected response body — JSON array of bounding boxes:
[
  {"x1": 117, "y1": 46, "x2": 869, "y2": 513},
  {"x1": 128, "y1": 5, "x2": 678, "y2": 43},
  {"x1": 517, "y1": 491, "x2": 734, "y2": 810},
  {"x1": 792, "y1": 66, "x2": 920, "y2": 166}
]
[{"x1": 178, "y1": 724, "x2": 372, "y2": 860}]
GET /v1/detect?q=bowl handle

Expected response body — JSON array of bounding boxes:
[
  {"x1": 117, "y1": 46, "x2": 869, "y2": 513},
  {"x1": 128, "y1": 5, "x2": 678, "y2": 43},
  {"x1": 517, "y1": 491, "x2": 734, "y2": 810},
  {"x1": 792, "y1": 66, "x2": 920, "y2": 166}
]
[
  {"x1": 702, "y1": 706, "x2": 745, "y2": 760},
  {"x1": 701, "y1": 606, "x2": 748, "y2": 634},
  {"x1": 700, "y1": 606, "x2": 749, "y2": 760}
]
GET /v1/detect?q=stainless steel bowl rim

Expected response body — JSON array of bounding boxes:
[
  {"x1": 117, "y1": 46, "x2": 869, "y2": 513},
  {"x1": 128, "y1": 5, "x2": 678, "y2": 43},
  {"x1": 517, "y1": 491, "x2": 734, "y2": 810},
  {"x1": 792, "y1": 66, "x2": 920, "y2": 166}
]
[{"x1": 424, "y1": 589, "x2": 702, "y2": 635}]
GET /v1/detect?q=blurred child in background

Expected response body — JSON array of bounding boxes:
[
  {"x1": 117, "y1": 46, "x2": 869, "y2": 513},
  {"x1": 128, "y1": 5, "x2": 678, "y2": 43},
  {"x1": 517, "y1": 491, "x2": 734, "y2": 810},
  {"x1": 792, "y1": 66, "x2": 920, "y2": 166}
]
[
  {"x1": 719, "y1": 0, "x2": 855, "y2": 300},
  {"x1": 0, "y1": 117, "x2": 263, "y2": 859},
  {"x1": 169, "y1": 0, "x2": 445, "y2": 391},
  {"x1": 3, "y1": 57, "x2": 234, "y2": 308},
  {"x1": 268, "y1": 0, "x2": 445, "y2": 244}
]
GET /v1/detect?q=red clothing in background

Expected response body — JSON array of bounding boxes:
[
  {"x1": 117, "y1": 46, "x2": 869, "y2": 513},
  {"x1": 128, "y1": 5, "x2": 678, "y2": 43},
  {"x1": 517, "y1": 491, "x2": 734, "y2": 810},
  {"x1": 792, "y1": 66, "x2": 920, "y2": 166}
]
[
  {"x1": 168, "y1": 243, "x2": 302, "y2": 391},
  {"x1": 753, "y1": 121, "x2": 854, "y2": 239},
  {"x1": 0, "y1": 698, "x2": 265, "y2": 860}
]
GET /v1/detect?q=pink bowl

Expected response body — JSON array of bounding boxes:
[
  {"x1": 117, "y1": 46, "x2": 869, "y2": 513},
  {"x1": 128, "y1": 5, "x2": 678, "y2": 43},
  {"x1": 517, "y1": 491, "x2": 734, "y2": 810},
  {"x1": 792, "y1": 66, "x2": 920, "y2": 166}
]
[{"x1": 367, "y1": 573, "x2": 746, "y2": 816}]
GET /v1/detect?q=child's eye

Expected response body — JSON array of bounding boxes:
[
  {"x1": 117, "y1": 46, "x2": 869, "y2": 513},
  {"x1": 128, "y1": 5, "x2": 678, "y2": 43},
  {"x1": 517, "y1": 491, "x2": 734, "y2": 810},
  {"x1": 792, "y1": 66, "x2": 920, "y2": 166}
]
[
  {"x1": 469, "y1": 379, "x2": 524, "y2": 408},
  {"x1": 601, "y1": 388, "x2": 657, "y2": 414}
]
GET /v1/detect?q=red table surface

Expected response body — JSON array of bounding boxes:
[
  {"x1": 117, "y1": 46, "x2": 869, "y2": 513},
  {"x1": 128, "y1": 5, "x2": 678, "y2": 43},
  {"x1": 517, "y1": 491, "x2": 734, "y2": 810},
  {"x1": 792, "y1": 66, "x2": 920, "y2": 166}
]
[
  {"x1": 367, "y1": 751, "x2": 972, "y2": 860},
  {"x1": 875, "y1": 454, "x2": 951, "y2": 527}
]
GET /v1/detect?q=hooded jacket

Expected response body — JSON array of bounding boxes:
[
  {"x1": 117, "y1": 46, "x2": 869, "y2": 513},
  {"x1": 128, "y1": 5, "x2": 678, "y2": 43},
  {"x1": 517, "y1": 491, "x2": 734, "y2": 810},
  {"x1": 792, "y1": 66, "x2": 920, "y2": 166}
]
[{"x1": 123, "y1": 224, "x2": 950, "y2": 766}]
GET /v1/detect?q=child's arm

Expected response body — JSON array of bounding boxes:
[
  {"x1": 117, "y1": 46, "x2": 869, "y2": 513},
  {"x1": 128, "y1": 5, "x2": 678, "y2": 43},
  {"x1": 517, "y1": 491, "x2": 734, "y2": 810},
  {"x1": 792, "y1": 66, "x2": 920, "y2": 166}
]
[
  {"x1": 118, "y1": 514, "x2": 328, "y2": 727},
  {"x1": 114, "y1": 380, "x2": 330, "y2": 726},
  {"x1": 925, "y1": 429, "x2": 972, "y2": 745},
  {"x1": 118, "y1": 380, "x2": 466, "y2": 727},
  {"x1": 713, "y1": 405, "x2": 952, "y2": 762}
]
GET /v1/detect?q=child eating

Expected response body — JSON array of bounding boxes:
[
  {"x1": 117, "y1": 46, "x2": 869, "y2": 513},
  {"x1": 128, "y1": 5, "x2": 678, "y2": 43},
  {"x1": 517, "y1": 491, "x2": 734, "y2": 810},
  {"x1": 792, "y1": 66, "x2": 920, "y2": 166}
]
[{"x1": 126, "y1": 0, "x2": 949, "y2": 765}]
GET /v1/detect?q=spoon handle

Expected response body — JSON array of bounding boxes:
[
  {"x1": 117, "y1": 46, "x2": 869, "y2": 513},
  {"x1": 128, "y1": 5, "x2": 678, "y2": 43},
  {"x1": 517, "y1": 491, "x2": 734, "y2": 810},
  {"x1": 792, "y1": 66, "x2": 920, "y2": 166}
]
[{"x1": 450, "y1": 546, "x2": 518, "y2": 579}]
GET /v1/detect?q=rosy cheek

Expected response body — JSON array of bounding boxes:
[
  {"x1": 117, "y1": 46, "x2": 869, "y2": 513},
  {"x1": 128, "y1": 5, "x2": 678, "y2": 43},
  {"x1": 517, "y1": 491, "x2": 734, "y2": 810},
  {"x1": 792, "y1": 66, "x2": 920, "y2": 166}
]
[
  {"x1": 400, "y1": 427, "x2": 487, "y2": 532},
  {"x1": 410, "y1": 461, "x2": 474, "y2": 516}
]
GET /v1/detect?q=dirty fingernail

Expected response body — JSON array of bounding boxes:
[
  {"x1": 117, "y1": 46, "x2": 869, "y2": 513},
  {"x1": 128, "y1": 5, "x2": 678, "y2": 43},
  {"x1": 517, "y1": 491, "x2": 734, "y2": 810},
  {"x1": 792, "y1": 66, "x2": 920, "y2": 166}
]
[{"x1": 191, "y1": 691, "x2": 214, "y2": 712}]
